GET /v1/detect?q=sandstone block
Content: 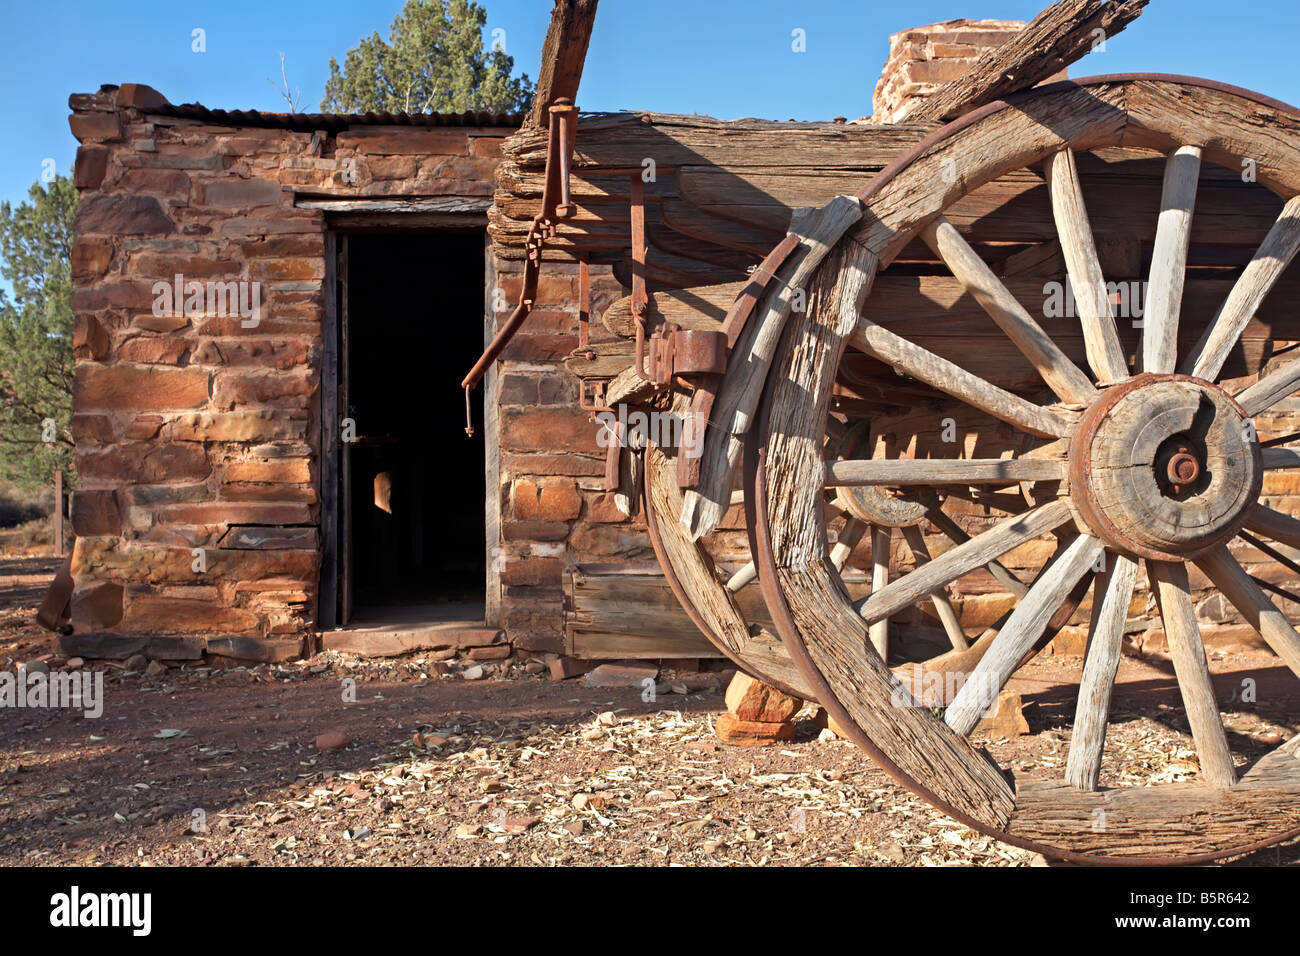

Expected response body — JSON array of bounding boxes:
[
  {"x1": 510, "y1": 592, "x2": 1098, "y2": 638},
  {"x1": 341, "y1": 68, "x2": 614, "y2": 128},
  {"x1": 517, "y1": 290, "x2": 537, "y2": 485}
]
[
  {"x1": 725, "y1": 671, "x2": 802, "y2": 723},
  {"x1": 75, "y1": 365, "x2": 209, "y2": 411},
  {"x1": 511, "y1": 479, "x2": 581, "y2": 522},
  {"x1": 715, "y1": 713, "x2": 796, "y2": 746},
  {"x1": 76, "y1": 194, "x2": 174, "y2": 235}
]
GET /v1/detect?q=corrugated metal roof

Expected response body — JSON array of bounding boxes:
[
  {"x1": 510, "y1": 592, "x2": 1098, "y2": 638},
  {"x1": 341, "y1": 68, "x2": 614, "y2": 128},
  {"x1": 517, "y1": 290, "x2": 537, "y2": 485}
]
[{"x1": 150, "y1": 102, "x2": 524, "y2": 131}]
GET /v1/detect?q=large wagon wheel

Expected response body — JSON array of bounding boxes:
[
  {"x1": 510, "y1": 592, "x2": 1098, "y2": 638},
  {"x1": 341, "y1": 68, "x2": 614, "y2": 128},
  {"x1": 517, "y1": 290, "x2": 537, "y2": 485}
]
[
  {"x1": 751, "y1": 76, "x2": 1300, "y2": 863},
  {"x1": 644, "y1": 399, "x2": 1043, "y2": 704}
]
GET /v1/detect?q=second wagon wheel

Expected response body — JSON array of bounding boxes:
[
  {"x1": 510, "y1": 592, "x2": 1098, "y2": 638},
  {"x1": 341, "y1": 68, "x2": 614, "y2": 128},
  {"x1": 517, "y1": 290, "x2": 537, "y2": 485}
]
[{"x1": 750, "y1": 75, "x2": 1300, "y2": 863}]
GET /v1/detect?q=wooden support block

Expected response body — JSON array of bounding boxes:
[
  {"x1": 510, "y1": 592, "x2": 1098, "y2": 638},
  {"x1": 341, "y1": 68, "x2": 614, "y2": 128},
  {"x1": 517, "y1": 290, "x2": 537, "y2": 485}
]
[{"x1": 724, "y1": 670, "x2": 803, "y2": 722}]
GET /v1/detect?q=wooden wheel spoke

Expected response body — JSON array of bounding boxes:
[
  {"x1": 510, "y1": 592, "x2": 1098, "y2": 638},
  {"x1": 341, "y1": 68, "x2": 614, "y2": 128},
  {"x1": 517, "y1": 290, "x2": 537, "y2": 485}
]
[
  {"x1": 1236, "y1": 354, "x2": 1300, "y2": 417},
  {"x1": 826, "y1": 457, "x2": 1065, "y2": 486},
  {"x1": 945, "y1": 534, "x2": 1102, "y2": 736},
  {"x1": 724, "y1": 560, "x2": 757, "y2": 593},
  {"x1": 829, "y1": 516, "x2": 868, "y2": 573},
  {"x1": 1065, "y1": 552, "x2": 1139, "y2": 791},
  {"x1": 1244, "y1": 504, "x2": 1300, "y2": 550},
  {"x1": 925, "y1": 506, "x2": 1029, "y2": 598},
  {"x1": 869, "y1": 525, "x2": 891, "y2": 658},
  {"x1": 1149, "y1": 560, "x2": 1236, "y2": 788},
  {"x1": 1196, "y1": 545, "x2": 1300, "y2": 680},
  {"x1": 1187, "y1": 195, "x2": 1300, "y2": 383},
  {"x1": 855, "y1": 499, "x2": 1072, "y2": 626},
  {"x1": 1143, "y1": 145, "x2": 1202, "y2": 374},
  {"x1": 901, "y1": 524, "x2": 969, "y2": 651},
  {"x1": 849, "y1": 318, "x2": 1071, "y2": 438},
  {"x1": 921, "y1": 216, "x2": 1097, "y2": 404},
  {"x1": 1045, "y1": 148, "x2": 1129, "y2": 384},
  {"x1": 1262, "y1": 447, "x2": 1300, "y2": 470}
]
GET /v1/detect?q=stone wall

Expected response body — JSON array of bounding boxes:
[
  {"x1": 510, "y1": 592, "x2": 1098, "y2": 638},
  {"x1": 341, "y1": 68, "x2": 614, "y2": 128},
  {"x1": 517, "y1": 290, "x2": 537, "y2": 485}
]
[
  {"x1": 67, "y1": 83, "x2": 514, "y2": 659},
  {"x1": 872, "y1": 19, "x2": 1057, "y2": 123}
]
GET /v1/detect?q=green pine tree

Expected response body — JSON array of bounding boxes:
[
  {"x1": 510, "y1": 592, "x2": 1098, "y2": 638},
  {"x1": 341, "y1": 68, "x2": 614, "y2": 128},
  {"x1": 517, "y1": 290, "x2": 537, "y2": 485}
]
[
  {"x1": 0, "y1": 172, "x2": 76, "y2": 492},
  {"x1": 321, "y1": 0, "x2": 534, "y2": 114}
]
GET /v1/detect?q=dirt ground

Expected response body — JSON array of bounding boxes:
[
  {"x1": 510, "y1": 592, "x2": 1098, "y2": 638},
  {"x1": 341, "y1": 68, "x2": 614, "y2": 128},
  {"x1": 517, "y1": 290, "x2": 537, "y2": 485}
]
[{"x1": 2, "y1": 556, "x2": 1298, "y2": 867}]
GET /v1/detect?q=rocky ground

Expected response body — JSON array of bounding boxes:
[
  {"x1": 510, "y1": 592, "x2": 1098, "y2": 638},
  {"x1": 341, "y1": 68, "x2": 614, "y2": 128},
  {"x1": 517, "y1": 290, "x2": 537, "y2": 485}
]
[{"x1": 2, "y1": 555, "x2": 1299, "y2": 867}]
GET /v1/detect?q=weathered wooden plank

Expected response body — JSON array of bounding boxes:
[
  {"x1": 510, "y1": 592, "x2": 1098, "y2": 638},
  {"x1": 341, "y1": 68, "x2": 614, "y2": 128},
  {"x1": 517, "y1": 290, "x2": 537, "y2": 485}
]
[
  {"x1": 528, "y1": 0, "x2": 599, "y2": 127},
  {"x1": 503, "y1": 114, "x2": 939, "y2": 169},
  {"x1": 1236, "y1": 355, "x2": 1300, "y2": 416}
]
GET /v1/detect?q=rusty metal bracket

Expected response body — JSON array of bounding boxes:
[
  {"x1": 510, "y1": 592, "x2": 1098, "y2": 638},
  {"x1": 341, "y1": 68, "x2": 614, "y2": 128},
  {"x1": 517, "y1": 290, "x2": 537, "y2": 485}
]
[{"x1": 459, "y1": 98, "x2": 578, "y2": 434}]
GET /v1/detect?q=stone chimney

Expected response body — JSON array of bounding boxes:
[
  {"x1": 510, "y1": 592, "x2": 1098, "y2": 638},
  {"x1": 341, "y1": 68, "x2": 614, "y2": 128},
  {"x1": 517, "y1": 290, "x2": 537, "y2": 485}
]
[{"x1": 871, "y1": 19, "x2": 1065, "y2": 124}]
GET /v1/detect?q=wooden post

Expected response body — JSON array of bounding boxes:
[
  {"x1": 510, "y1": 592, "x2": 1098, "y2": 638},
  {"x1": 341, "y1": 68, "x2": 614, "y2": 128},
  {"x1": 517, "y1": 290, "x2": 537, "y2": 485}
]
[{"x1": 53, "y1": 468, "x2": 63, "y2": 558}]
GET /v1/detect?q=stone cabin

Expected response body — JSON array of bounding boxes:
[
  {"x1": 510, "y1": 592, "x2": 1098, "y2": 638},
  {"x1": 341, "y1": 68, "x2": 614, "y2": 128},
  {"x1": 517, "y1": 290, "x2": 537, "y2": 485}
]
[{"x1": 64, "y1": 81, "x2": 606, "y2": 663}]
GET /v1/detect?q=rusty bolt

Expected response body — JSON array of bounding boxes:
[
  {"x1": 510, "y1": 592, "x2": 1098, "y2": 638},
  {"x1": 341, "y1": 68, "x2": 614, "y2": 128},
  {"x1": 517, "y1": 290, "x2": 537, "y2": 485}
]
[{"x1": 1167, "y1": 450, "x2": 1200, "y2": 485}]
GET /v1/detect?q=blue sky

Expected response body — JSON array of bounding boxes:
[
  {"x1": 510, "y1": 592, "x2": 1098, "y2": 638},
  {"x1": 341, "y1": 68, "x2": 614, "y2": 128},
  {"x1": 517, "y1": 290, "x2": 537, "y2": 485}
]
[{"x1": 3, "y1": 0, "x2": 1300, "y2": 215}]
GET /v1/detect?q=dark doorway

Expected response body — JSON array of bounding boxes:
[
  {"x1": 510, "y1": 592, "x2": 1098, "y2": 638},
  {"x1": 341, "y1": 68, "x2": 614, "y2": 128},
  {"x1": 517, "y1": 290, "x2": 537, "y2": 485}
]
[{"x1": 337, "y1": 231, "x2": 486, "y2": 625}]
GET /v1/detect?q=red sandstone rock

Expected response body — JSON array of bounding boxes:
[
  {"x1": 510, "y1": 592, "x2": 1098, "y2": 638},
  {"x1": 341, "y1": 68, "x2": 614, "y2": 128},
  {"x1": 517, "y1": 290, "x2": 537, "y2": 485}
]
[
  {"x1": 511, "y1": 479, "x2": 582, "y2": 522},
  {"x1": 315, "y1": 731, "x2": 351, "y2": 751},
  {"x1": 75, "y1": 365, "x2": 209, "y2": 411},
  {"x1": 715, "y1": 713, "x2": 796, "y2": 746},
  {"x1": 725, "y1": 672, "x2": 803, "y2": 723}
]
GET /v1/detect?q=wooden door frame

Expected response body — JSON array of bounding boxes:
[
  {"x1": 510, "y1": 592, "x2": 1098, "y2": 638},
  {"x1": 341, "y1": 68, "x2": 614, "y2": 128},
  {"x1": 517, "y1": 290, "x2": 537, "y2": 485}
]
[{"x1": 317, "y1": 216, "x2": 498, "y2": 631}]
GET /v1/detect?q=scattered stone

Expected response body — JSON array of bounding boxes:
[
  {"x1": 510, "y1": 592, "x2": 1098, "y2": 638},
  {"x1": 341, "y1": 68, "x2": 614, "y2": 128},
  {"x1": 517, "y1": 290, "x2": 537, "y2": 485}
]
[
  {"x1": 977, "y1": 690, "x2": 1031, "y2": 738},
  {"x1": 314, "y1": 731, "x2": 351, "y2": 751},
  {"x1": 505, "y1": 814, "x2": 541, "y2": 833},
  {"x1": 65, "y1": 657, "x2": 84, "y2": 669},
  {"x1": 1254, "y1": 732, "x2": 1285, "y2": 746},
  {"x1": 145, "y1": 660, "x2": 169, "y2": 678},
  {"x1": 724, "y1": 671, "x2": 803, "y2": 722},
  {"x1": 715, "y1": 712, "x2": 796, "y2": 746},
  {"x1": 461, "y1": 664, "x2": 485, "y2": 681},
  {"x1": 22, "y1": 660, "x2": 50, "y2": 675},
  {"x1": 480, "y1": 777, "x2": 505, "y2": 793},
  {"x1": 124, "y1": 654, "x2": 149, "y2": 674},
  {"x1": 582, "y1": 661, "x2": 659, "y2": 689},
  {"x1": 562, "y1": 818, "x2": 584, "y2": 836},
  {"x1": 572, "y1": 793, "x2": 606, "y2": 811},
  {"x1": 548, "y1": 656, "x2": 591, "y2": 681}
]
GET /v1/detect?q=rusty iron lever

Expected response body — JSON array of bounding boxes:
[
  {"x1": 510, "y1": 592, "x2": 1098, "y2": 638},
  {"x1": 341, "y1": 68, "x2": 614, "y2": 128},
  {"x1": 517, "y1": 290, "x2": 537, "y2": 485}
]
[{"x1": 460, "y1": 98, "x2": 578, "y2": 435}]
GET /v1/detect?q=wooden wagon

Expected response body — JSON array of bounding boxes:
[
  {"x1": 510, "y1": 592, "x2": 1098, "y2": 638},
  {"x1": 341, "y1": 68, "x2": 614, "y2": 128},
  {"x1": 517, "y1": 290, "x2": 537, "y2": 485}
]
[{"x1": 469, "y1": 0, "x2": 1300, "y2": 863}]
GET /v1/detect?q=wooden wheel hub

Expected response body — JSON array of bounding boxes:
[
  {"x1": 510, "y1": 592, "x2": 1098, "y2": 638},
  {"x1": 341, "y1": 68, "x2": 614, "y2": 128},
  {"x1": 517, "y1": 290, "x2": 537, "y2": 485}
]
[{"x1": 1069, "y1": 374, "x2": 1262, "y2": 561}]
